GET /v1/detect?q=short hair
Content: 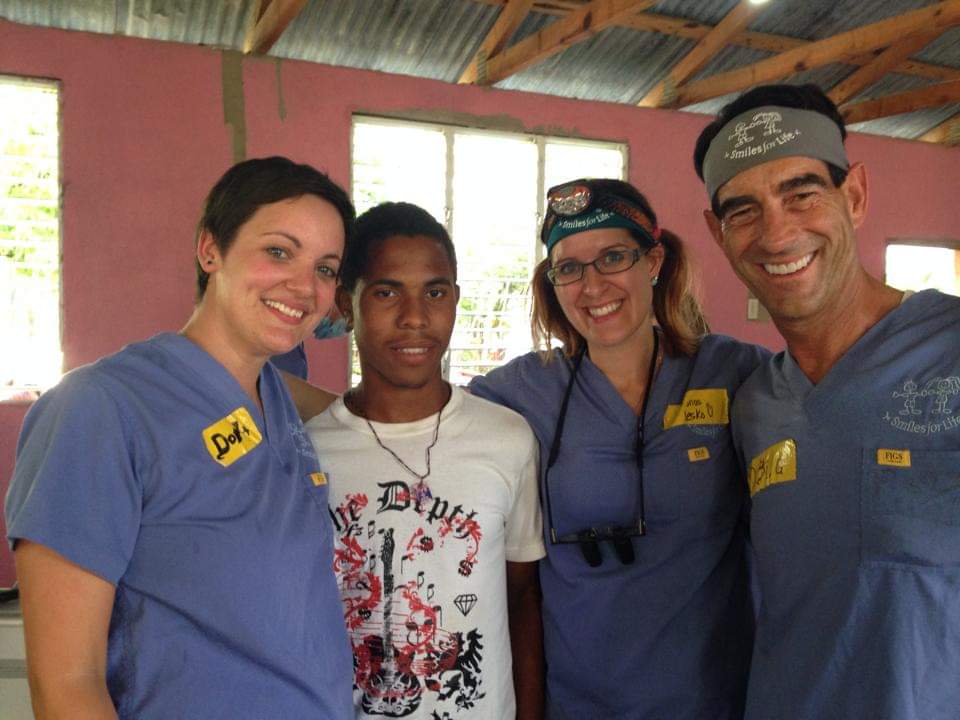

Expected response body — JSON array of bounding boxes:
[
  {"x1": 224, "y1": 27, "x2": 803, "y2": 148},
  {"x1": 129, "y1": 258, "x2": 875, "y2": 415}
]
[
  {"x1": 532, "y1": 179, "x2": 708, "y2": 358},
  {"x1": 339, "y1": 202, "x2": 457, "y2": 292},
  {"x1": 195, "y1": 156, "x2": 354, "y2": 298},
  {"x1": 693, "y1": 84, "x2": 849, "y2": 213}
]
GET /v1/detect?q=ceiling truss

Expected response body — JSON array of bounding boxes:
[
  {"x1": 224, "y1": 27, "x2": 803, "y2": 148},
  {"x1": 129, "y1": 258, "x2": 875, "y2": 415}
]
[{"x1": 241, "y1": 0, "x2": 960, "y2": 146}]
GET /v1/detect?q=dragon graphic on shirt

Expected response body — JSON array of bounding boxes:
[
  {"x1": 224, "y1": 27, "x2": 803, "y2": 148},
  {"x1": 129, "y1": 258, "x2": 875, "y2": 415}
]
[{"x1": 331, "y1": 483, "x2": 486, "y2": 717}]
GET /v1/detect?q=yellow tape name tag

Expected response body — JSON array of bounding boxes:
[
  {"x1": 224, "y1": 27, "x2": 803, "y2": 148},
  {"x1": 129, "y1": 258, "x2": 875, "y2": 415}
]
[
  {"x1": 688, "y1": 446, "x2": 711, "y2": 463},
  {"x1": 748, "y1": 439, "x2": 797, "y2": 498},
  {"x1": 663, "y1": 388, "x2": 729, "y2": 429},
  {"x1": 877, "y1": 449, "x2": 911, "y2": 468},
  {"x1": 202, "y1": 407, "x2": 263, "y2": 467},
  {"x1": 310, "y1": 472, "x2": 328, "y2": 486}
]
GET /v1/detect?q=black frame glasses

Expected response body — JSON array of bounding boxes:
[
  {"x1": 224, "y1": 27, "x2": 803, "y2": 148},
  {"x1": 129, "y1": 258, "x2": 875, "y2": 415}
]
[
  {"x1": 543, "y1": 329, "x2": 658, "y2": 567},
  {"x1": 546, "y1": 247, "x2": 648, "y2": 286}
]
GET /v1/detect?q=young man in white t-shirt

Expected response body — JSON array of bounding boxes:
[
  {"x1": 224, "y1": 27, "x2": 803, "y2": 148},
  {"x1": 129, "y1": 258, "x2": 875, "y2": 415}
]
[{"x1": 305, "y1": 202, "x2": 546, "y2": 720}]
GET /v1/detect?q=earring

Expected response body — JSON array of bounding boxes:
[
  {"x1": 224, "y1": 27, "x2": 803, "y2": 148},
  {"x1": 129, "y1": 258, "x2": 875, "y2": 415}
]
[{"x1": 652, "y1": 276, "x2": 659, "y2": 287}]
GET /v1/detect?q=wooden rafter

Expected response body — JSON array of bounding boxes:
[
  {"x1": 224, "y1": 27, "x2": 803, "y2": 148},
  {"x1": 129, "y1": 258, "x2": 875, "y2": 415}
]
[
  {"x1": 841, "y1": 79, "x2": 960, "y2": 125},
  {"x1": 479, "y1": 0, "x2": 656, "y2": 86},
  {"x1": 618, "y1": 12, "x2": 960, "y2": 82},
  {"x1": 243, "y1": 0, "x2": 308, "y2": 55},
  {"x1": 828, "y1": 30, "x2": 945, "y2": 106},
  {"x1": 460, "y1": 0, "x2": 536, "y2": 84},
  {"x1": 919, "y1": 113, "x2": 960, "y2": 145},
  {"x1": 668, "y1": 0, "x2": 960, "y2": 108},
  {"x1": 471, "y1": 0, "x2": 583, "y2": 15},
  {"x1": 473, "y1": 0, "x2": 960, "y2": 83},
  {"x1": 638, "y1": 0, "x2": 763, "y2": 108}
]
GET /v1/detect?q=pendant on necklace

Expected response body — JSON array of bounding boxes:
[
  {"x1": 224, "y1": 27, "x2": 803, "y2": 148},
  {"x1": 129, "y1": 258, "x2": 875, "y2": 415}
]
[{"x1": 412, "y1": 479, "x2": 433, "y2": 509}]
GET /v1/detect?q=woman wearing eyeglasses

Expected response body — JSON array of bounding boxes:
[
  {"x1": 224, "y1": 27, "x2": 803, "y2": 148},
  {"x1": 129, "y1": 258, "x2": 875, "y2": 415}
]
[{"x1": 470, "y1": 178, "x2": 768, "y2": 719}]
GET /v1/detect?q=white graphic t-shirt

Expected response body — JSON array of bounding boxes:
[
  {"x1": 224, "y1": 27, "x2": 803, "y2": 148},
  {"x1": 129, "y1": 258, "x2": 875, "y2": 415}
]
[{"x1": 306, "y1": 386, "x2": 545, "y2": 719}]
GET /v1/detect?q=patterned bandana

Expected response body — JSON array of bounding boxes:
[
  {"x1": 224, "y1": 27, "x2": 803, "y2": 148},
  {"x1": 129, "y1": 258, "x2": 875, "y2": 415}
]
[{"x1": 546, "y1": 208, "x2": 657, "y2": 252}]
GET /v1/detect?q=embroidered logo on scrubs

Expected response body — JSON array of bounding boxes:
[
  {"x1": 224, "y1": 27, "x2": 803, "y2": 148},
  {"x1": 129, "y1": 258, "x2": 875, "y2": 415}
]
[
  {"x1": 289, "y1": 422, "x2": 319, "y2": 462},
  {"x1": 884, "y1": 376, "x2": 960, "y2": 435},
  {"x1": 310, "y1": 472, "x2": 328, "y2": 486},
  {"x1": 663, "y1": 389, "x2": 729, "y2": 437},
  {"x1": 748, "y1": 439, "x2": 797, "y2": 497},
  {"x1": 202, "y1": 407, "x2": 262, "y2": 467},
  {"x1": 877, "y1": 449, "x2": 911, "y2": 467},
  {"x1": 687, "y1": 446, "x2": 710, "y2": 462}
]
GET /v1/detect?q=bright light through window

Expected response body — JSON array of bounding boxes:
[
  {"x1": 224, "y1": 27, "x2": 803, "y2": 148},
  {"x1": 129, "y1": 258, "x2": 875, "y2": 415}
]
[
  {"x1": 352, "y1": 120, "x2": 447, "y2": 221},
  {"x1": 886, "y1": 243, "x2": 960, "y2": 296},
  {"x1": 451, "y1": 133, "x2": 538, "y2": 380},
  {"x1": 544, "y1": 140, "x2": 625, "y2": 190},
  {"x1": 350, "y1": 116, "x2": 626, "y2": 385},
  {"x1": 1, "y1": 77, "x2": 61, "y2": 401}
]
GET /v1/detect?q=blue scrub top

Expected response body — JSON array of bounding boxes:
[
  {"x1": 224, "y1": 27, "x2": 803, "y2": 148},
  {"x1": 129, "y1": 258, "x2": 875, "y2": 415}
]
[
  {"x1": 733, "y1": 290, "x2": 960, "y2": 720},
  {"x1": 270, "y1": 341, "x2": 309, "y2": 379},
  {"x1": 6, "y1": 333, "x2": 353, "y2": 719},
  {"x1": 471, "y1": 333, "x2": 769, "y2": 720}
]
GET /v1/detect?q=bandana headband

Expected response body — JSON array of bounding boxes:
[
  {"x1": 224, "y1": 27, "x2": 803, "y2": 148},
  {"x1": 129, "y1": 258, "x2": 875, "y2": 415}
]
[
  {"x1": 702, "y1": 106, "x2": 849, "y2": 200},
  {"x1": 545, "y1": 208, "x2": 658, "y2": 252}
]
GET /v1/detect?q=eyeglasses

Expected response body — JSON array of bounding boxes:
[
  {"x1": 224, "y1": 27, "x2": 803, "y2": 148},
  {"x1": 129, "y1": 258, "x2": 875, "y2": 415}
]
[
  {"x1": 546, "y1": 247, "x2": 647, "y2": 286},
  {"x1": 543, "y1": 329, "x2": 659, "y2": 567},
  {"x1": 549, "y1": 523, "x2": 645, "y2": 567},
  {"x1": 541, "y1": 179, "x2": 660, "y2": 245}
]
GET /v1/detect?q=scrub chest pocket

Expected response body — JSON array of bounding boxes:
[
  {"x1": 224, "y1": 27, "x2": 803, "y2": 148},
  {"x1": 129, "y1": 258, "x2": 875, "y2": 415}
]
[
  {"x1": 666, "y1": 435, "x2": 742, "y2": 524},
  {"x1": 860, "y1": 448, "x2": 960, "y2": 567}
]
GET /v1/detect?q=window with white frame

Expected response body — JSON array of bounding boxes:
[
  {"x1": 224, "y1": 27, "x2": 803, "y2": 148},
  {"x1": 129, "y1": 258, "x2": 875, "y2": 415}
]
[
  {"x1": 885, "y1": 239, "x2": 960, "y2": 296},
  {"x1": 0, "y1": 77, "x2": 61, "y2": 401},
  {"x1": 350, "y1": 116, "x2": 626, "y2": 385}
]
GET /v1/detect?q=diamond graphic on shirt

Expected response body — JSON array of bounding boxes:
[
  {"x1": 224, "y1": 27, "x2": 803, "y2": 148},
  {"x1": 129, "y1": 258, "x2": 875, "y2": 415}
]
[{"x1": 454, "y1": 593, "x2": 477, "y2": 617}]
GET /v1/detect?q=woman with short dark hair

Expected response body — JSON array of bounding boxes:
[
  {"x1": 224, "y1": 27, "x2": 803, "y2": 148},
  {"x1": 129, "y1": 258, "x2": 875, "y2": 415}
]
[{"x1": 6, "y1": 156, "x2": 355, "y2": 719}]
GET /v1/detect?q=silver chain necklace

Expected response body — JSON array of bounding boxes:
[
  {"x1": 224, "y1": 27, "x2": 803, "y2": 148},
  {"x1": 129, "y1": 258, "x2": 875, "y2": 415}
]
[{"x1": 348, "y1": 390, "x2": 444, "y2": 511}]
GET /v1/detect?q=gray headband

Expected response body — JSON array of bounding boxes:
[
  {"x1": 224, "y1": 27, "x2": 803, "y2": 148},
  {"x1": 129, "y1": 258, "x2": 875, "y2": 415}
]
[{"x1": 702, "y1": 106, "x2": 849, "y2": 200}]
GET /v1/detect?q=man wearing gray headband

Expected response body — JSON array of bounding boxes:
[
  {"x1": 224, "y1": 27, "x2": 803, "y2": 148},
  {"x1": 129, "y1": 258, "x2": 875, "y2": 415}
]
[{"x1": 693, "y1": 84, "x2": 960, "y2": 720}]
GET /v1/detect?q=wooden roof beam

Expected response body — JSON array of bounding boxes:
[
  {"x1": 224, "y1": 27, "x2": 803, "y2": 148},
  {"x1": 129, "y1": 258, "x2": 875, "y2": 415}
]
[
  {"x1": 479, "y1": 0, "x2": 656, "y2": 86},
  {"x1": 918, "y1": 113, "x2": 960, "y2": 145},
  {"x1": 638, "y1": 0, "x2": 763, "y2": 108},
  {"x1": 617, "y1": 12, "x2": 960, "y2": 82},
  {"x1": 669, "y1": 0, "x2": 960, "y2": 108},
  {"x1": 243, "y1": 0, "x2": 308, "y2": 55},
  {"x1": 460, "y1": 0, "x2": 536, "y2": 83},
  {"x1": 828, "y1": 30, "x2": 945, "y2": 105},
  {"x1": 472, "y1": 0, "x2": 588, "y2": 16},
  {"x1": 841, "y1": 79, "x2": 960, "y2": 125},
  {"x1": 473, "y1": 2, "x2": 960, "y2": 82}
]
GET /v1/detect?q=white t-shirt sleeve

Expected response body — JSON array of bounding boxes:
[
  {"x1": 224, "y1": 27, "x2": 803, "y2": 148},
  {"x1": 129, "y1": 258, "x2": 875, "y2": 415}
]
[{"x1": 504, "y1": 432, "x2": 546, "y2": 562}]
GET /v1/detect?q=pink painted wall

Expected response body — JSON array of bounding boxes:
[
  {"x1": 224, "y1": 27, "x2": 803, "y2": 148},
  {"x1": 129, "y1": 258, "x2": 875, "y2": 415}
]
[{"x1": 1, "y1": 19, "x2": 959, "y2": 586}]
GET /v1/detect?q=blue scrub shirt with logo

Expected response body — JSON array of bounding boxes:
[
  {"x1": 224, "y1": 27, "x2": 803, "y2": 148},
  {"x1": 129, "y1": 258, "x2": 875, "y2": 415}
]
[
  {"x1": 471, "y1": 333, "x2": 769, "y2": 720},
  {"x1": 6, "y1": 333, "x2": 353, "y2": 719}
]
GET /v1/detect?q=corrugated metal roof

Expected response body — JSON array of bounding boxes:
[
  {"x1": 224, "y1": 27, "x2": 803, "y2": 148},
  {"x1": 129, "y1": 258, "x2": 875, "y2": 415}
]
[
  {"x1": 648, "y1": 0, "x2": 744, "y2": 28},
  {"x1": 1, "y1": 0, "x2": 957, "y2": 141},
  {"x1": 271, "y1": 0, "x2": 497, "y2": 82},
  {"x1": 746, "y1": 0, "x2": 936, "y2": 39},
  {"x1": 497, "y1": 25, "x2": 691, "y2": 105},
  {"x1": 914, "y1": 26, "x2": 960, "y2": 66}
]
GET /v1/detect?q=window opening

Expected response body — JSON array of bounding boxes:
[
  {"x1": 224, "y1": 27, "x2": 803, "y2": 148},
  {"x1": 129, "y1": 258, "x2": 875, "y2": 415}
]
[
  {"x1": 0, "y1": 77, "x2": 60, "y2": 401},
  {"x1": 350, "y1": 116, "x2": 626, "y2": 385}
]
